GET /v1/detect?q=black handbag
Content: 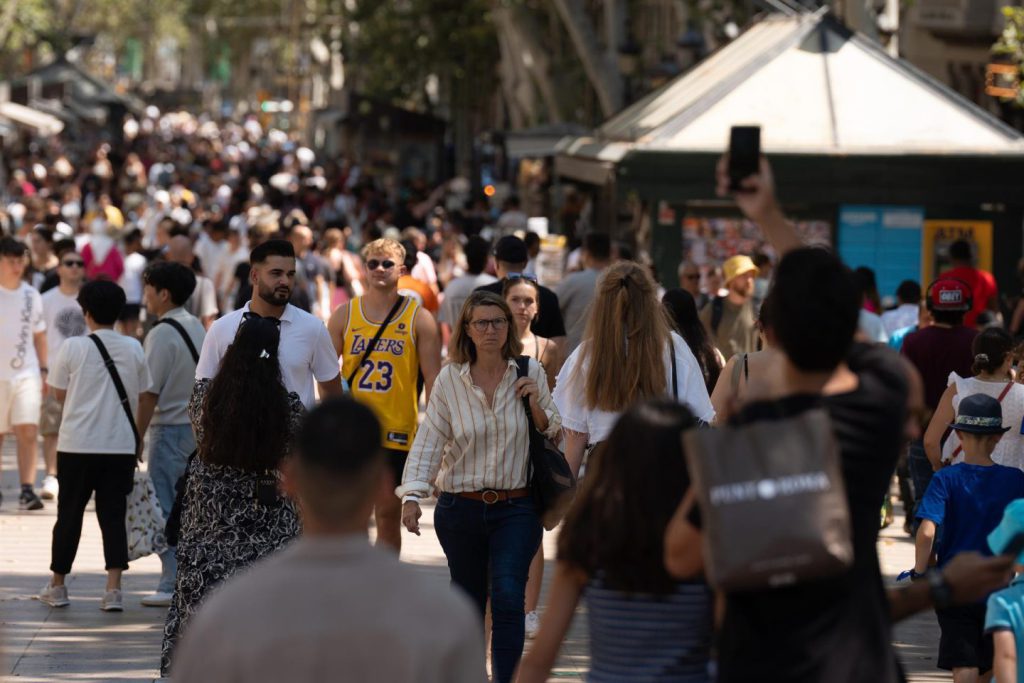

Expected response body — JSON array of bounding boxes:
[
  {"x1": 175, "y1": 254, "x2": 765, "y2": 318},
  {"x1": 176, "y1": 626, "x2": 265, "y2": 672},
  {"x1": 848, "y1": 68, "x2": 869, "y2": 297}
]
[{"x1": 516, "y1": 356, "x2": 576, "y2": 531}]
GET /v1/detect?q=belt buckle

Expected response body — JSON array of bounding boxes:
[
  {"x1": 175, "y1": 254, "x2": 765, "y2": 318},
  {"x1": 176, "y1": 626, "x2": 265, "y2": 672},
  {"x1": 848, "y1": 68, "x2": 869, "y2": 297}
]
[{"x1": 481, "y1": 489, "x2": 500, "y2": 505}]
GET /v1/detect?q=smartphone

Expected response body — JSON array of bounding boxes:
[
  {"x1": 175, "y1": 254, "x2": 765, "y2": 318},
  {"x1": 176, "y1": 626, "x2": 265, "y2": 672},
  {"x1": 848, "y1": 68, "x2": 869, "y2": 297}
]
[
  {"x1": 728, "y1": 126, "x2": 761, "y2": 192},
  {"x1": 1002, "y1": 531, "x2": 1024, "y2": 558}
]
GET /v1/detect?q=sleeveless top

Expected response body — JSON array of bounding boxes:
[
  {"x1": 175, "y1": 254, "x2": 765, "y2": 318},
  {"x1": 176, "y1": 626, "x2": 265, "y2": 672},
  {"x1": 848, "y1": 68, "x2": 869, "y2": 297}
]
[
  {"x1": 340, "y1": 296, "x2": 421, "y2": 451},
  {"x1": 584, "y1": 577, "x2": 713, "y2": 682},
  {"x1": 944, "y1": 373, "x2": 1024, "y2": 470}
]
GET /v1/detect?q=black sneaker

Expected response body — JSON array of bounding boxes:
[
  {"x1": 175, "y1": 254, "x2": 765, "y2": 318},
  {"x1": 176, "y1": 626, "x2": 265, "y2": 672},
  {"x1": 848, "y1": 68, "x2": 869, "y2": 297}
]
[{"x1": 19, "y1": 489, "x2": 43, "y2": 511}]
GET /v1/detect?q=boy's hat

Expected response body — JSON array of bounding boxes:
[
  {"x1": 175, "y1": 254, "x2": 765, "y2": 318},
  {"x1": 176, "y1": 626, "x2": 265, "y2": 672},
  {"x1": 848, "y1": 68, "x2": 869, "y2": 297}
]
[
  {"x1": 950, "y1": 393, "x2": 1011, "y2": 435},
  {"x1": 988, "y1": 499, "x2": 1024, "y2": 564}
]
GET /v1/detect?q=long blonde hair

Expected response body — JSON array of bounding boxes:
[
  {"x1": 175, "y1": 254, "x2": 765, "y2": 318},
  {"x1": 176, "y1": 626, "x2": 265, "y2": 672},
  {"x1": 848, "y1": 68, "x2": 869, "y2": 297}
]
[{"x1": 578, "y1": 262, "x2": 671, "y2": 411}]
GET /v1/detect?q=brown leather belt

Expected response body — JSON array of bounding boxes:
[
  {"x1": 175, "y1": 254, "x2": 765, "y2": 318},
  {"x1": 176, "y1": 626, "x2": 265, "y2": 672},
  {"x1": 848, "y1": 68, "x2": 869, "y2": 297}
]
[{"x1": 455, "y1": 488, "x2": 531, "y2": 504}]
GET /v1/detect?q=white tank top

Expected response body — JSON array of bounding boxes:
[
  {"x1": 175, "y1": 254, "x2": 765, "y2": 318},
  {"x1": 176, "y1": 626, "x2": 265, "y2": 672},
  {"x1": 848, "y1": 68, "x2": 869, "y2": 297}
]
[{"x1": 944, "y1": 373, "x2": 1024, "y2": 470}]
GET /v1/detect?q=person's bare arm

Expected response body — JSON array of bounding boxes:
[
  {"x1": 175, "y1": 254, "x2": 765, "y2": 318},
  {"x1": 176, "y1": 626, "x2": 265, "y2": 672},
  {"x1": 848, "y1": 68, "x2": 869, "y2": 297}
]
[
  {"x1": 540, "y1": 339, "x2": 562, "y2": 391},
  {"x1": 34, "y1": 331, "x2": 48, "y2": 398},
  {"x1": 664, "y1": 489, "x2": 705, "y2": 579},
  {"x1": 887, "y1": 552, "x2": 1013, "y2": 622},
  {"x1": 515, "y1": 562, "x2": 587, "y2": 683},
  {"x1": 562, "y1": 430, "x2": 588, "y2": 479},
  {"x1": 710, "y1": 355, "x2": 739, "y2": 426},
  {"x1": 136, "y1": 392, "x2": 159, "y2": 456},
  {"x1": 924, "y1": 385, "x2": 956, "y2": 469},
  {"x1": 317, "y1": 374, "x2": 344, "y2": 398},
  {"x1": 326, "y1": 302, "x2": 351, "y2": 358},
  {"x1": 1011, "y1": 299, "x2": 1024, "y2": 337},
  {"x1": 914, "y1": 520, "x2": 937, "y2": 575},
  {"x1": 993, "y1": 630, "x2": 1017, "y2": 683},
  {"x1": 414, "y1": 308, "x2": 442, "y2": 403},
  {"x1": 715, "y1": 156, "x2": 803, "y2": 257}
]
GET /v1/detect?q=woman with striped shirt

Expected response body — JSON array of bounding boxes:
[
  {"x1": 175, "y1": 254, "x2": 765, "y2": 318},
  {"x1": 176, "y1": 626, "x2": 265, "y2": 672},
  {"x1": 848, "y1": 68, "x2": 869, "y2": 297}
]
[
  {"x1": 399, "y1": 290, "x2": 561, "y2": 683},
  {"x1": 516, "y1": 400, "x2": 713, "y2": 683}
]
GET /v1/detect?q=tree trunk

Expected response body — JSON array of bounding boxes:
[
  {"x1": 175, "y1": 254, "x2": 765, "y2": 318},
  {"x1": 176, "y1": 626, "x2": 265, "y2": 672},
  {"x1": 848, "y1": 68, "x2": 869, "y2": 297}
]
[{"x1": 549, "y1": 0, "x2": 623, "y2": 117}]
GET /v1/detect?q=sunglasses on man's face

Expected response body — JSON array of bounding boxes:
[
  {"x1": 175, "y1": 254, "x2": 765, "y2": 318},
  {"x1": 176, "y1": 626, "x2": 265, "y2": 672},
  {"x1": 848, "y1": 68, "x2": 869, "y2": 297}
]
[
  {"x1": 683, "y1": 273, "x2": 700, "y2": 281},
  {"x1": 367, "y1": 259, "x2": 396, "y2": 271},
  {"x1": 62, "y1": 259, "x2": 85, "y2": 268}
]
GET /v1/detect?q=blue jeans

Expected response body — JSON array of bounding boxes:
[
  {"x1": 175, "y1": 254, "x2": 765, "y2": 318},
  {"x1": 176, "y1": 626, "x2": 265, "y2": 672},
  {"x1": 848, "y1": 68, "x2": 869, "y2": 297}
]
[
  {"x1": 148, "y1": 423, "x2": 195, "y2": 593},
  {"x1": 433, "y1": 492, "x2": 542, "y2": 683}
]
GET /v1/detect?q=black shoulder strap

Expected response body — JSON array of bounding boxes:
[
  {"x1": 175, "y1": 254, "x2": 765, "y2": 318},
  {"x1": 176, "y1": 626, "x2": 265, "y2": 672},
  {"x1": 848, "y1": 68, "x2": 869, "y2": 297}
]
[
  {"x1": 154, "y1": 318, "x2": 200, "y2": 364},
  {"x1": 89, "y1": 334, "x2": 142, "y2": 457},
  {"x1": 669, "y1": 337, "x2": 678, "y2": 400},
  {"x1": 346, "y1": 297, "x2": 406, "y2": 387},
  {"x1": 710, "y1": 296, "x2": 725, "y2": 334}
]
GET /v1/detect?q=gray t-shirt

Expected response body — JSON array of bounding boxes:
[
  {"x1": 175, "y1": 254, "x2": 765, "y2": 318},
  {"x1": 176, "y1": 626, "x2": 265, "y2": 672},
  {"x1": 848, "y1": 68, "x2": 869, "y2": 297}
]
[
  {"x1": 144, "y1": 307, "x2": 206, "y2": 425},
  {"x1": 439, "y1": 272, "x2": 497, "y2": 326},
  {"x1": 555, "y1": 268, "x2": 601, "y2": 355}
]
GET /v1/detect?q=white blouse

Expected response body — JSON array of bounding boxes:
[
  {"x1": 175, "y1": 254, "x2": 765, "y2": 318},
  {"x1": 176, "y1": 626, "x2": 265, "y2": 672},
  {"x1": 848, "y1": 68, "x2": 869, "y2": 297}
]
[
  {"x1": 398, "y1": 357, "x2": 561, "y2": 499},
  {"x1": 552, "y1": 332, "x2": 716, "y2": 443}
]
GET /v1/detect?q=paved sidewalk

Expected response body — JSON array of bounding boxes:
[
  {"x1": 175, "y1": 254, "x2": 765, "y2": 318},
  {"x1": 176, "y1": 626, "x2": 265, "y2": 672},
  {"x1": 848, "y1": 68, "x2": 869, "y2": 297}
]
[{"x1": 2, "y1": 441, "x2": 943, "y2": 681}]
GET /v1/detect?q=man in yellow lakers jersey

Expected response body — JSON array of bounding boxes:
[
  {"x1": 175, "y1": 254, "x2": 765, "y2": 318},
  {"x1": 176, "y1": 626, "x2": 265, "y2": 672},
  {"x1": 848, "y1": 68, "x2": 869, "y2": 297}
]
[{"x1": 328, "y1": 238, "x2": 441, "y2": 551}]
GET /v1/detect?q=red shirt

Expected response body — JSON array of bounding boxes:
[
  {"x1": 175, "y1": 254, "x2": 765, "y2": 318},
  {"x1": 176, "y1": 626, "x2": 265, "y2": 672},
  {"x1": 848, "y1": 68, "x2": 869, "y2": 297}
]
[{"x1": 940, "y1": 266, "x2": 997, "y2": 328}]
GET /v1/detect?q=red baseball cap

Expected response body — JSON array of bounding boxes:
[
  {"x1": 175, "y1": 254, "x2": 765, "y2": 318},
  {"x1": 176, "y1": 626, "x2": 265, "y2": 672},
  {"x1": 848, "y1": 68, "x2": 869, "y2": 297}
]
[{"x1": 928, "y1": 277, "x2": 972, "y2": 312}]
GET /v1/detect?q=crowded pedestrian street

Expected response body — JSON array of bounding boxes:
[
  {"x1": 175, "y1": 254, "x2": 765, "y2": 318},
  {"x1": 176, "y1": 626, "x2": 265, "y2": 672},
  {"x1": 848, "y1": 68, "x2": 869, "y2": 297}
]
[
  {"x1": 4, "y1": 2, "x2": 1024, "y2": 682},
  {"x1": 2, "y1": 442, "x2": 944, "y2": 682}
]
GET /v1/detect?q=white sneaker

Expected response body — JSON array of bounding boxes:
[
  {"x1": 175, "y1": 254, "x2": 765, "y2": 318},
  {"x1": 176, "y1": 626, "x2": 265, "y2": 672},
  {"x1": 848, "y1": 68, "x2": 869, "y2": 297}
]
[
  {"x1": 141, "y1": 591, "x2": 173, "y2": 607},
  {"x1": 36, "y1": 583, "x2": 69, "y2": 607},
  {"x1": 525, "y1": 611, "x2": 540, "y2": 639},
  {"x1": 100, "y1": 589, "x2": 123, "y2": 612},
  {"x1": 40, "y1": 475, "x2": 59, "y2": 500}
]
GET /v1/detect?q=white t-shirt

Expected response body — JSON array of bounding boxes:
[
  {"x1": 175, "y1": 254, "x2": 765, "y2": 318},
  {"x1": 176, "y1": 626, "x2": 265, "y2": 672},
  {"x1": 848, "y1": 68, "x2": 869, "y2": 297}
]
[
  {"x1": 195, "y1": 302, "x2": 341, "y2": 408},
  {"x1": 881, "y1": 304, "x2": 919, "y2": 337},
  {"x1": 185, "y1": 275, "x2": 219, "y2": 320},
  {"x1": 120, "y1": 252, "x2": 148, "y2": 304},
  {"x1": 41, "y1": 288, "x2": 86, "y2": 365},
  {"x1": 552, "y1": 332, "x2": 716, "y2": 442},
  {"x1": 0, "y1": 282, "x2": 45, "y2": 380},
  {"x1": 858, "y1": 310, "x2": 888, "y2": 344},
  {"x1": 438, "y1": 273, "x2": 497, "y2": 326},
  {"x1": 48, "y1": 329, "x2": 152, "y2": 454}
]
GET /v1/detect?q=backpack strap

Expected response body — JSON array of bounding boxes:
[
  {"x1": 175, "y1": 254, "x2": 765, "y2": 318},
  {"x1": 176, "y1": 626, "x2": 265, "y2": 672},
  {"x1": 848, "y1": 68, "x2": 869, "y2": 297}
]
[
  {"x1": 154, "y1": 317, "x2": 200, "y2": 364},
  {"x1": 669, "y1": 337, "x2": 678, "y2": 400},
  {"x1": 89, "y1": 334, "x2": 141, "y2": 458}
]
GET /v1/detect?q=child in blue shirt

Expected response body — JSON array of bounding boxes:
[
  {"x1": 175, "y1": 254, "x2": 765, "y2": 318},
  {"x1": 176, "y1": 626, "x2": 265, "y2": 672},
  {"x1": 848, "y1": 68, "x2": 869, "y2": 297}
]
[
  {"x1": 985, "y1": 499, "x2": 1024, "y2": 683},
  {"x1": 914, "y1": 393, "x2": 1024, "y2": 681}
]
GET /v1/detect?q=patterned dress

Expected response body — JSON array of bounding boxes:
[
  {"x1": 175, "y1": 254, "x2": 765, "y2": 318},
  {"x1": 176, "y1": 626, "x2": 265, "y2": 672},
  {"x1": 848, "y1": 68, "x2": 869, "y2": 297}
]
[{"x1": 160, "y1": 380, "x2": 303, "y2": 675}]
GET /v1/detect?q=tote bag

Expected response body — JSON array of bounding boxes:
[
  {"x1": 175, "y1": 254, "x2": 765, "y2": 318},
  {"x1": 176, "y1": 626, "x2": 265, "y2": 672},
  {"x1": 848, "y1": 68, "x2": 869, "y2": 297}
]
[
  {"x1": 126, "y1": 469, "x2": 167, "y2": 561},
  {"x1": 683, "y1": 404, "x2": 853, "y2": 592}
]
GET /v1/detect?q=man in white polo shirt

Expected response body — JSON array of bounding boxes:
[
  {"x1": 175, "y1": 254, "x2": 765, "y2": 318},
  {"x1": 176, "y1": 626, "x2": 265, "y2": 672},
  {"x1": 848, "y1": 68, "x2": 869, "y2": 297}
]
[{"x1": 195, "y1": 240, "x2": 343, "y2": 407}]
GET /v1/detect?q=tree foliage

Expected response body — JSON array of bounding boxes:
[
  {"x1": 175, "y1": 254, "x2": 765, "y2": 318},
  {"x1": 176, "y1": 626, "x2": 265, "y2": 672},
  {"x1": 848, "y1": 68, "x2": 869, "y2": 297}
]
[
  {"x1": 993, "y1": 6, "x2": 1024, "y2": 108},
  {"x1": 345, "y1": 0, "x2": 499, "y2": 111}
]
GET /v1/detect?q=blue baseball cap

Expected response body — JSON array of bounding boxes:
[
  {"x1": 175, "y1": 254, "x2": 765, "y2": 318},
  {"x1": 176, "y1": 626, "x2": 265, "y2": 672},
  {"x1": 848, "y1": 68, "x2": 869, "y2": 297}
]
[{"x1": 988, "y1": 499, "x2": 1024, "y2": 563}]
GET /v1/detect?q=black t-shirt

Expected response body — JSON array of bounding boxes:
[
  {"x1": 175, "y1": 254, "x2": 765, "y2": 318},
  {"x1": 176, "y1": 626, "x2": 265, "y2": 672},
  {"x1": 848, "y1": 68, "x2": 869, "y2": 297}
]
[
  {"x1": 716, "y1": 343, "x2": 908, "y2": 683},
  {"x1": 476, "y1": 279, "x2": 566, "y2": 339}
]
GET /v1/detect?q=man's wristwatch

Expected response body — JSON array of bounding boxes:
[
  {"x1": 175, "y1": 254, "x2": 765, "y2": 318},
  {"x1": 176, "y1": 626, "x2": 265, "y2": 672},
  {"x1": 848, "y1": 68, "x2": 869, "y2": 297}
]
[
  {"x1": 929, "y1": 570, "x2": 954, "y2": 610},
  {"x1": 39, "y1": 367, "x2": 48, "y2": 374}
]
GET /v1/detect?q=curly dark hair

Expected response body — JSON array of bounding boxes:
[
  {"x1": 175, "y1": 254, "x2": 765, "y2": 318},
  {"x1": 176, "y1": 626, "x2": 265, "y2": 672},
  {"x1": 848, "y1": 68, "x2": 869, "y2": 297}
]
[
  {"x1": 557, "y1": 400, "x2": 697, "y2": 594},
  {"x1": 198, "y1": 316, "x2": 292, "y2": 471}
]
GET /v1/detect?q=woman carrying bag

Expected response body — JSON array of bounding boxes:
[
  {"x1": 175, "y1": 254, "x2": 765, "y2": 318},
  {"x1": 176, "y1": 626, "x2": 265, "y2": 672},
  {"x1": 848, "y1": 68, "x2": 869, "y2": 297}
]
[
  {"x1": 553, "y1": 262, "x2": 715, "y2": 477},
  {"x1": 398, "y1": 290, "x2": 561, "y2": 683},
  {"x1": 161, "y1": 315, "x2": 304, "y2": 675}
]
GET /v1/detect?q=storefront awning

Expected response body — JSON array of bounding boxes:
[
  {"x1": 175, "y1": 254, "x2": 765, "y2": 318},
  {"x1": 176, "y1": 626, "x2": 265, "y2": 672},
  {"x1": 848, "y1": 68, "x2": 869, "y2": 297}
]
[{"x1": 0, "y1": 102, "x2": 64, "y2": 136}]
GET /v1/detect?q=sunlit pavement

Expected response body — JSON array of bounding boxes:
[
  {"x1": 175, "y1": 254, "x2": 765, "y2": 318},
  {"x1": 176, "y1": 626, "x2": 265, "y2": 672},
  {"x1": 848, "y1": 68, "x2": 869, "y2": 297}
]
[{"x1": 3, "y1": 439, "x2": 938, "y2": 681}]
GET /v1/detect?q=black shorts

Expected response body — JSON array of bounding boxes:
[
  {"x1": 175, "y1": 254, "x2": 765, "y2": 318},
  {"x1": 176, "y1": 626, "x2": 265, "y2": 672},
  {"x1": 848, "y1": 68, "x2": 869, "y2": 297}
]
[
  {"x1": 384, "y1": 448, "x2": 409, "y2": 489},
  {"x1": 937, "y1": 603, "x2": 993, "y2": 672},
  {"x1": 118, "y1": 303, "x2": 141, "y2": 322}
]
